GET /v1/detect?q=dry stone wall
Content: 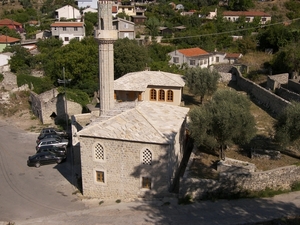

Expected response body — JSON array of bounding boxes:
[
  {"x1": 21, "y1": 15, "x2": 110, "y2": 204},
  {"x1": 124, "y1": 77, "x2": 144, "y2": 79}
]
[
  {"x1": 232, "y1": 67, "x2": 291, "y2": 115},
  {"x1": 180, "y1": 161, "x2": 300, "y2": 200}
]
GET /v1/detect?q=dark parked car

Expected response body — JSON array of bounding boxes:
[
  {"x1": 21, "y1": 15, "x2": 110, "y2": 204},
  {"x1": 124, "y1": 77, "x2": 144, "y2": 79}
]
[
  {"x1": 37, "y1": 127, "x2": 68, "y2": 140},
  {"x1": 36, "y1": 133, "x2": 63, "y2": 144},
  {"x1": 27, "y1": 151, "x2": 64, "y2": 168},
  {"x1": 36, "y1": 145, "x2": 67, "y2": 158}
]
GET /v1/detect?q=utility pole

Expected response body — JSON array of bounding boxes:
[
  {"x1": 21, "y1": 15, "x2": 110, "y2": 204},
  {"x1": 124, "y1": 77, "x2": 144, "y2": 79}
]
[{"x1": 57, "y1": 67, "x2": 71, "y2": 132}]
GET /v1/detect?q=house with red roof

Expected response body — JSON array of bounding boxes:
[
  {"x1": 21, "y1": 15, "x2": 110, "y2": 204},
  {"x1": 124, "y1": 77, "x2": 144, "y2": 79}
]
[
  {"x1": 0, "y1": 35, "x2": 21, "y2": 52},
  {"x1": 0, "y1": 19, "x2": 23, "y2": 33},
  {"x1": 168, "y1": 47, "x2": 243, "y2": 68},
  {"x1": 222, "y1": 11, "x2": 271, "y2": 24},
  {"x1": 50, "y1": 22, "x2": 85, "y2": 45},
  {"x1": 168, "y1": 47, "x2": 212, "y2": 69}
]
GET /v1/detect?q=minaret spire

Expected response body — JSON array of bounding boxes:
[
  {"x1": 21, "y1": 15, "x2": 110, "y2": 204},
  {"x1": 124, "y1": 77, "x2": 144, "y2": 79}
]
[{"x1": 95, "y1": 0, "x2": 117, "y2": 115}]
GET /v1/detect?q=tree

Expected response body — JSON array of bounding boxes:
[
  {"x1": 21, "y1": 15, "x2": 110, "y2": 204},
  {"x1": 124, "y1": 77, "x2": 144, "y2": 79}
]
[
  {"x1": 274, "y1": 102, "x2": 300, "y2": 150},
  {"x1": 189, "y1": 89, "x2": 257, "y2": 159},
  {"x1": 5, "y1": 45, "x2": 34, "y2": 74},
  {"x1": 144, "y1": 17, "x2": 160, "y2": 36},
  {"x1": 228, "y1": 0, "x2": 254, "y2": 11},
  {"x1": 114, "y1": 38, "x2": 149, "y2": 79},
  {"x1": 184, "y1": 67, "x2": 220, "y2": 104},
  {"x1": 270, "y1": 41, "x2": 300, "y2": 74}
]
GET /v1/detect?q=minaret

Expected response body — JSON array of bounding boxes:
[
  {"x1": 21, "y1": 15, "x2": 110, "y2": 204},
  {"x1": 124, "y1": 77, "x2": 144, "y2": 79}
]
[{"x1": 95, "y1": 0, "x2": 117, "y2": 115}]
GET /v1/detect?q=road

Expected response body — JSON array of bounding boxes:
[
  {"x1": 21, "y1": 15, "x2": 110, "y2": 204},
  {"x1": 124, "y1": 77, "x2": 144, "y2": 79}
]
[{"x1": 0, "y1": 120, "x2": 87, "y2": 222}]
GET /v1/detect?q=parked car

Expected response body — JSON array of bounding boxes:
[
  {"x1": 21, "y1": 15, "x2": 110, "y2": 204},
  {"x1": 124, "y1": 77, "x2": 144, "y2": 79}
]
[
  {"x1": 37, "y1": 127, "x2": 68, "y2": 140},
  {"x1": 27, "y1": 151, "x2": 64, "y2": 168},
  {"x1": 36, "y1": 137, "x2": 69, "y2": 151},
  {"x1": 36, "y1": 145, "x2": 67, "y2": 158},
  {"x1": 36, "y1": 133, "x2": 63, "y2": 144}
]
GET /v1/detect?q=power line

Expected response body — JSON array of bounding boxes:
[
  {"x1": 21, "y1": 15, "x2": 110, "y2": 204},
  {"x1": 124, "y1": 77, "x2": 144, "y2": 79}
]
[{"x1": 162, "y1": 17, "x2": 300, "y2": 41}]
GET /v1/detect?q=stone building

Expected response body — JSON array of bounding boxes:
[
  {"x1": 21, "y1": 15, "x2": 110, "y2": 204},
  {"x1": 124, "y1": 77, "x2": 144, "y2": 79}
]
[
  {"x1": 73, "y1": 0, "x2": 190, "y2": 200},
  {"x1": 114, "y1": 71, "x2": 185, "y2": 106},
  {"x1": 30, "y1": 88, "x2": 82, "y2": 124}
]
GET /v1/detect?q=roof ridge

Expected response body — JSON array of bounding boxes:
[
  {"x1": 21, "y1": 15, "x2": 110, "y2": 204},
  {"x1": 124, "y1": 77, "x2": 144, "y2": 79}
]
[{"x1": 135, "y1": 106, "x2": 168, "y2": 142}]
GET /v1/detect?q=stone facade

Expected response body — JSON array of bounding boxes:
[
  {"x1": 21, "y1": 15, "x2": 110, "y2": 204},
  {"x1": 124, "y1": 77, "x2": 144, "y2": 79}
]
[
  {"x1": 30, "y1": 89, "x2": 82, "y2": 124},
  {"x1": 180, "y1": 153, "x2": 300, "y2": 200},
  {"x1": 80, "y1": 138, "x2": 181, "y2": 199},
  {"x1": 267, "y1": 73, "x2": 289, "y2": 91}
]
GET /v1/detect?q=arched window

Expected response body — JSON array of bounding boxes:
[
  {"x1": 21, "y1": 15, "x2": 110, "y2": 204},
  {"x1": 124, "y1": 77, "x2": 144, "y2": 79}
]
[
  {"x1": 142, "y1": 148, "x2": 152, "y2": 165},
  {"x1": 150, "y1": 89, "x2": 156, "y2": 101},
  {"x1": 158, "y1": 89, "x2": 165, "y2": 101},
  {"x1": 94, "y1": 143, "x2": 104, "y2": 160},
  {"x1": 167, "y1": 90, "x2": 173, "y2": 102}
]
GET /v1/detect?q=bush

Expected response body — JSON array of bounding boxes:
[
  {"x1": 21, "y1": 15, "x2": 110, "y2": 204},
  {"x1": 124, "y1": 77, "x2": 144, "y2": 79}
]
[
  {"x1": 0, "y1": 73, "x2": 4, "y2": 82},
  {"x1": 58, "y1": 87, "x2": 90, "y2": 107},
  {"x1": 17, "y1": 74, "x2": 54, "y2": 94}
]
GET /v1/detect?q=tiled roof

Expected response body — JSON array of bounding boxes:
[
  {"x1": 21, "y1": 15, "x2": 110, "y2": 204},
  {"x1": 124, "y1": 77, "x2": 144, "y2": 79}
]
[
  {"x1": 112, "y1": 6, "x2": 118, "y2": 13},
  {"x1": 223, "y1": 11, "x2": 271, "y2": 17},
  {"x1": 114, "y1": 71, "x2": 185, "y2": 91},
  {"x1": 225, "y1": 53, "x2": 242, "y2": 59},
  {"x1": 178, "y1": 47, "x2": 209, "y2": 57},
  {"x1": 0, "y1": 35, "x2": 20, "y2": 43},
  {"x1": 50, "y1": 22, "x2": 84, "y2": 27},
  {"x1": 0, "y1": 18, "x2": 22, "y2": 26},
  {"x1": 77, "y1": 101, "x2": 189, "y2": 144}
]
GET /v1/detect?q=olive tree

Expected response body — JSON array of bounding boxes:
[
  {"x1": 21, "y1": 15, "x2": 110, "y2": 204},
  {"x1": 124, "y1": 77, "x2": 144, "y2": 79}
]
[
  {"x1": 184, "y1": 67, "x2": 220, "y2": 104},
  {"x1": 189, "y1": 89, "x2": 257, "y2": 159},
  {"x1": 274, "y1": 102, "x2": 300, "y2": 150}
]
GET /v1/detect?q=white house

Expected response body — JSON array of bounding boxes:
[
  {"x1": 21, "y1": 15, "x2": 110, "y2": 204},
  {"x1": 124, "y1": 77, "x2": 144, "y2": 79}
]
[
  {"x1": 168, "y1": 47, "x2": 211, "y2": 68},
  {"x1": 222, "y1": 11, "x2": 271, "y2": 24},
  {"x1": 51, "y1": 22, "x2": 85, "y2": 45},
  {"x1": 55, "y1": 5, "x2": 81, "y2": 22}
]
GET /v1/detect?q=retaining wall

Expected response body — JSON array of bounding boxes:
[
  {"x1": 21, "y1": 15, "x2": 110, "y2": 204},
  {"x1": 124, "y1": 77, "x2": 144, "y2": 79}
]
[
  {"x1": 180, "y1": 156, "x2": 300, "y2": 200},
  {"x1": 232, "y1": 67, "x2": 291, "y2": 115}
]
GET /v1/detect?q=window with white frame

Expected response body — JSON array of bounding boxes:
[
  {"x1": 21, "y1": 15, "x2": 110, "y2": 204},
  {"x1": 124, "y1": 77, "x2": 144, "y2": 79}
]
[
  {"x1": 63, "y1": 27, "x2": 66, "y2": 31},
  {"x1": 74, "y1": 27, "x2": 78, "y2": 31},
  {"x1": 96, "y1": 171, "x2": 105, "y2": 183},
  {"x1": 142, "y1": 177, "x2": 151, "y2": 189},
  {"x1": 190, "y1": 60, "x2": 196, "y2": 66},
  {"x1": 173, "y1": 57, "x2": 179, "y2": 63}
]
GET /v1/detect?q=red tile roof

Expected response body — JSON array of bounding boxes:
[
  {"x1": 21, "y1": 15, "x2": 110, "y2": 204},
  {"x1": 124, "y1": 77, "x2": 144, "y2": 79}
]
[
  {"x1": 112, "y1": 6, "x2": 118, "y2": 13},
  {"x1": 178, "y1": 47, "x2": 209, "y2": 57},
  {"x1": 0, "y1": 18, "x2": 22, "y2": 26},
  {"x1": 225, "y1": 53, "x2": 242, "y2": 59},
  {"x1": 50, "y1": 22, "x2": 84, "y2": 27},
  {"x1": 223, "y1": 11, "x2": 271, "y2": 17},
  {"x1": 0, "y1": 35, "x2": 20, "y2": 43}
]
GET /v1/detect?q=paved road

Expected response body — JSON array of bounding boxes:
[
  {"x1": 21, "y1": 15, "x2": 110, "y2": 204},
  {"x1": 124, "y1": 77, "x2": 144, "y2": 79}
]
[
  {"x1": 0, "y1": 120, "x2": 88, "y2": 222},
  {"x1": 1, "y1": 120, "x2": 300, "y2": 225}
]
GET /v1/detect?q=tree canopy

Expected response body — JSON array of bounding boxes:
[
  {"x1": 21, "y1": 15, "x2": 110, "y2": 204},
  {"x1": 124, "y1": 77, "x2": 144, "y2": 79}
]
[
  {"x1": 274, "y1": 102, "x2": 300, "y2": 150},
  {"x1": 184, "y1": 67, "x2": 220, "y2": 104},
  {"x1": 114, "y1": 38, "x2": 149, "y2": 79},
  {"x1": 189, "y1": 89, "x2": 257, "y2": 159}
]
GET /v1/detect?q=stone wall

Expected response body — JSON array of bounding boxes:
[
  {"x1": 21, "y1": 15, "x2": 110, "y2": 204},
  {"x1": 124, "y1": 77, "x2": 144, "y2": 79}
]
[
  {"x1": 276, "y1": 87, "x2": 300, "y2": 102},
  {"x1": 180, "y1": 154, "x2": 300, "y2": 200},
  {"x1": 232, "y1": 67, "x2": 291, "y2": 115},
  {"x1": 30, "y1": 89, "x2": 82, "y2": 124},
  {"x1": 267, "y1": 73, "x2": 289, "y2": 91},
  {"x1": 287, "y1": 79, "x2": 300, "y2": 94},
  {"x1": 80, "y1": 137, "x2": 176, "y2": 200}
]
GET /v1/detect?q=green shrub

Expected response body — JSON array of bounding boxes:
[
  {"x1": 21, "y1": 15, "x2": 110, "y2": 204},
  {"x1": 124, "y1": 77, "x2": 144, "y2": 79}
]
[
  {"x1": 58, "y1": 87, "x2": 90, "y2": 107},
  {"x1": 0, "y1": 73, "x2": 4, "y2": 82},
  {"x1": 17, "y1": 74, "x2": 54, "y2": 94},
  {"x1": 178, "y1": 195, "x2": 193, "y2": 205},
  {"x1": 115, "y1": 199, "x2": 121, "y2": 203}
]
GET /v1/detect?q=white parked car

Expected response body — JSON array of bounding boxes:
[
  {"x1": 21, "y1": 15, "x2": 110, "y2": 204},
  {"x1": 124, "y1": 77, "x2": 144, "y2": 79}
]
[{"x1": 36, "y1": 137, "x2": 68, "y2": 151}]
